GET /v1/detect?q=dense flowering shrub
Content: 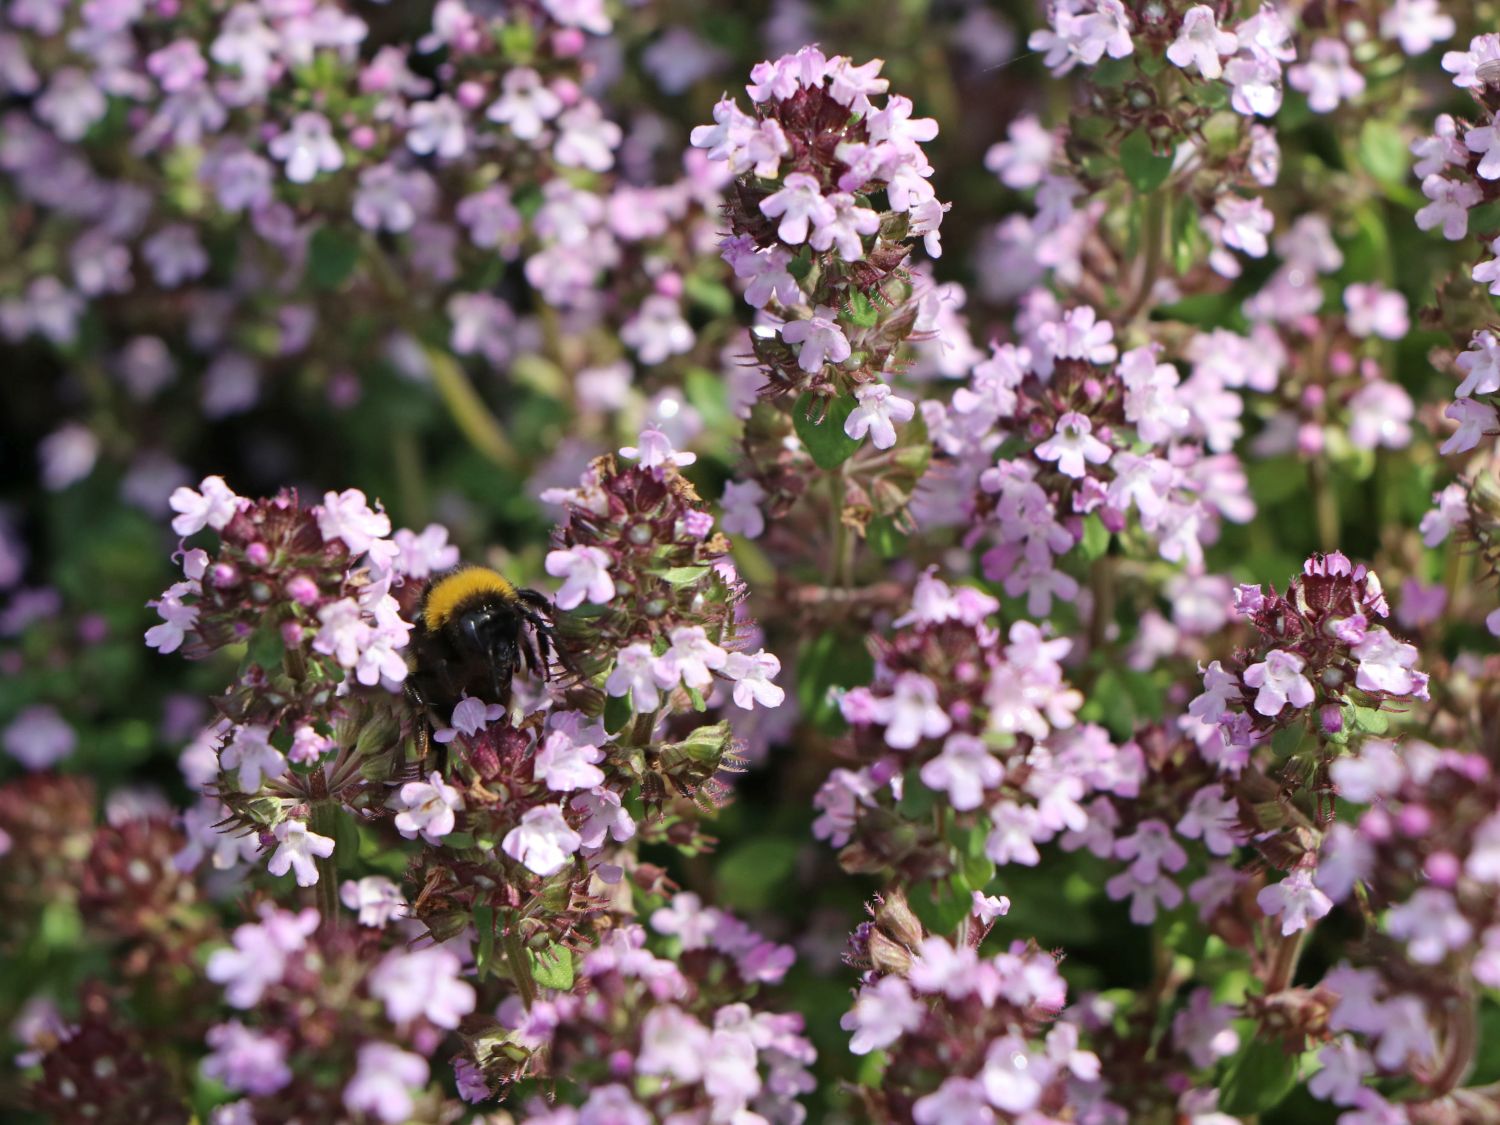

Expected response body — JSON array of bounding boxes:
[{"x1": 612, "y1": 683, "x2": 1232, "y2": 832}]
[{"x1": 9, "y1": 1, "x2": 1500, "y2": 1123}]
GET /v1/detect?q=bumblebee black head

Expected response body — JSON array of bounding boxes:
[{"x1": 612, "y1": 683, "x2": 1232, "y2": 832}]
[{"x1": 411, "y1": 567, "x2": 558, "y2": 712}]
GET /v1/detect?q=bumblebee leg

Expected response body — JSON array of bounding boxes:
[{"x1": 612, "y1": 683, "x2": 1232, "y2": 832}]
[
  {"x1": 489, "y1": 643, "x2": 517, "y2": 712},
  {"x1": 405, "y1": 681, "x2": 441, "y2": 773}
]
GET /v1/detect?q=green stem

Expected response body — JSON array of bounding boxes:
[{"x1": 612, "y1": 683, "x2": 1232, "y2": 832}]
[
  {"x1": 392, "y1": 427, "x2": 427, "y2": 524},
  {"x1": 828, "y1": 469, "x2": 852, "y2": 588},
  {"x1": 1266, "y1": 926, "x2": 1307, "y2": 994},
  {"x1": 1309, "y1": 457, "x2": 1340, "y2": 552},
  {"x1": 425, "y1": 348, "x2": 520, "y2": 470},
  {"x1": 1123, "y1": 190, "x2": 1170, "y2": 325},
  {"x1": 503, "y1": 923, "x2": 537, "y2": 1009},
  {"x1": 310, "y1": 801, "x2": 342, "y2": 931}
]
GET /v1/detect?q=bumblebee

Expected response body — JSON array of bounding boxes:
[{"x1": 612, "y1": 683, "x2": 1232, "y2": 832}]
[{"x1": 406, "y1": 567, "x2": 560, "y2": 755}]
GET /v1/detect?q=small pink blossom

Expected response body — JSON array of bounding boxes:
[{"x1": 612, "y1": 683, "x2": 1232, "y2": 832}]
[
  {"x1": 1257, "y1": 868, "x2": 1333, "y2": 935},
  {"x1": 502, "y1": 804, "x2": 583, "y2": 876},
  {"x1": 844, "y1": 382, "x2": 916, "y2": 450},
  {"x1": 1035, "y1": 412, "x2": 1111, "y2": 478},
  {"x1": 1242, "y1": 649, "x2": 1314, "y2": 716},
  {"x1": 393, "y1": 771, "x2": 464, "y2": 844},
  {"x1": 781, "y1": 306, "x2": 851, "y2": 373},
  {"x1": 267, "y1": 819, "x2": 335, "y2": 887}
]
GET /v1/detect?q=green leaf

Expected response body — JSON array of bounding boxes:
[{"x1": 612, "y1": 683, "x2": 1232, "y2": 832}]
[
  {"x1": 1271, "y1": 723, "x2": 1308, "y2": 758},
  {"x1": 793, "y1": 393, "x2": 861, "y2": 471},
  {"x1": 1218, "y1": 1036, "x2": 1301, "y2": 1115},
  {"x1": 1357, "y1": 119, "x2": 1409, "y2": 189},
  {"x1": 659, "y1": 565, "x2": 711, "y2": 586},
  {"x1": 1350, "y1": 705, "x2": 1389, "y2": 735},
  {"x1": 475, "y1": 906, "x2": 497, "y2": 979},
  {"x1": 845, "y1": 291, "x2": 880, "y2": 328},
  {"x1": 955, "y1": 849, "x2": 996, "y2": 894},
  {"x1": 867, "y1": 516, "x2": 907, "y2": 559},
  {"x1": 531, "y1": 945, "x2": 576, "y2": 991},
  {"x1": 307, "y1": 225, "x2": 360, "y2": 290},
  {"x1": 683, "y1": 271, "x2": 734, "y2": 318},
  {"x1": 1080, "y1": 513, "x2": 1111, "y2": 561},
  {"x1": 715, "y1": 838, "x2": 801, "y2": 910},
  {"x1": 603, "y1": 691, "x2": 633, "y2": 735},
  {"x1": 1120, "y1": 131, "x2": 1175, "y2": 193},
  {"x1": 797, "y1": 630, "x2": 874, "y2": 732},
  {"x1": 897, "y1": 766, "x2": 938, "y2": 820}
]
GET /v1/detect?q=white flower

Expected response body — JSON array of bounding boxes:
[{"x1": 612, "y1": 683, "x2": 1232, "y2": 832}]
[
  {"x1": 1166, "y1": 6, "x2": 1238, "y2": 80},
  {"x1": 268, "y1": 112, "x2": 343, "y2": 183},
  {"x1": 501, "y1": 804, "x2": 583, "y2": 876},
  {"x1": 169, "y1": 475, "x2": 242, "y2": 536},
  {"x1": 840, "y1": 975, "x2": 925, "y2": 1054},
  {"x1": 267, "y1": 820, "x2": 335, "y2": 887},
  {"x1": 781, "y1": 305, "x2": 851, "y2": 373},
  {"x1": 1256, "y1": 868, "x2": 1333, "y2": 935},
  {"x1": 1242, "y1": 649, "x2": 1314, "y2": 716},
  {"x1": 605, "y1": 642, "x2": 676, "y2": 713},
  {"x1": 844, "y1": 382, "x2": 916, "y2": 450},
  {"x1": 1034, "y1": 411, "x2": 1111, "y2": 478},
  {"x1": 919, "y1": 733, "x2": 1003, "y2": 811},
  {"x1": 660, "y1": 625, "x2": 729, "y2": 691},
  {"x1": 533, "y1": 728, "x2": 606, "y2": 792},
  {"x1": 758, "y1": 172, "x2": 833, "y2": 244},
  {"x1": 722, "y1": 649, "x2": 785, "y2": 709},
  {"x1": 220, "y1": 724, "x2": 285, "y2": 792},
  {"x1": 545, "y1": 545, "x2": 615, "y2": 610},
  {"x1": 392, "y1": 771, "x2": 463, "y2": 844},
  {"x1": 874, "y1": 672, "x2": 952, "y2": 750},
  {"x1": 340, "y1": 876, "x2": 405, "y2": 928}
]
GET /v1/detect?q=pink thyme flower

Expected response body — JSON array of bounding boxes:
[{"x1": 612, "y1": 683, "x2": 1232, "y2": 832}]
[
  {"x1": 2, "y1": 704, "x2": 77, "y2": 771},
  {"x1": 781, "y1": 306, "x2": 851, "y2": 373},
  {"x1": 546, "y1": 544, "x2": 615, "y2": 610},
  {"x1": 316, "y1": 489, "x2": 391, "y2": 554},
  {"x1": 169, "y1": 475, "x2": 243, "y2": 536},
  {"x1": 268, "y1": 111, "x2": 343, "y2": 183},
  {"x1": 722, "y1": 649, "x2": 785, "y2": 709},
  {"x1": 433, "y1": 697, "x2": 505, "y2": 744},
  {"x1": 502, "y1": 804, "x2": 583, "y2": 876},
  {"x1": 759, "y1": 172, "x2": 833, "y2": 245},
  {"x1": 343, "y1": 1042, "x2": 429, "y2": 1125},
  {"x1": 844, "y1": 382, "x2": 916, "y2": 449},
  {"x1": 1351, "y1": 628, "x2": 1423, "y2": 697},
  {"x1": 220, "y1": 724, "x2": 285, "y2": 792},
  {"x1": 1242, "y1": 649, "x2": 1314, "y2": 717},
  {"x1": 369, "y1": 945, "x2": 476, "y2": 1028},
  {"x1": 1035, "y1": 412, "x2": 1111, "y2": 478},
  {"x1": 919, "y1": 733, "x2": 1003, "y2": 811},
  {"x1": 1166, "y1": 6, "x2": 1238, "y2": 80},
  {"x1": 874, "y1": 671, "x2": 952, "y2": 750},
  {"x1": 340, "y1": 876, "x2": 405, "y2": 928},
  {"x1": 841, "y1": 975, "x2": 925, "y2": 1054},
  {"x1": 533, "y1": 728, "x2": 606, "y2": 792},
  {"x1": 267, "y1": 819, "x2": 335, "y2": 887},
  {"x1": 201, "y1": 1021, "x2": 291, "y2": 1096},
  {"x1": 1257, "y1": 868, "x2": 1333, "y2": 935},
  {"x1": 393, "y1": 771, "x2": 463, "y2": 844},
  {"x1": 619, "y1": 424, "x2": 697, "y2": 471},
  {"x1": 1288, "y1": 39, "x2": 1365, "y2": 114},
  {"x1": 659, "y1": 625, "x2": 729, "y2": 691}
]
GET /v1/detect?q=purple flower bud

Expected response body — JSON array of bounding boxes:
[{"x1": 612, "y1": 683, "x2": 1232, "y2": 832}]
[
  {"x1": 245, "y1": 542, "x2": 271, "y2": 566},
  {"x1": 1319, "y1": 704, "x2": 1343, "y2": 733},
  {"x1": 285, "y1": 575, "x2": 320, "y2": 607},
  {"x1": 1425, "y1": 851, "x2": 1461, "y2": 887},
  {"x1": 1396, "y1": 804, "x2": 1432, "y2": 837}
]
